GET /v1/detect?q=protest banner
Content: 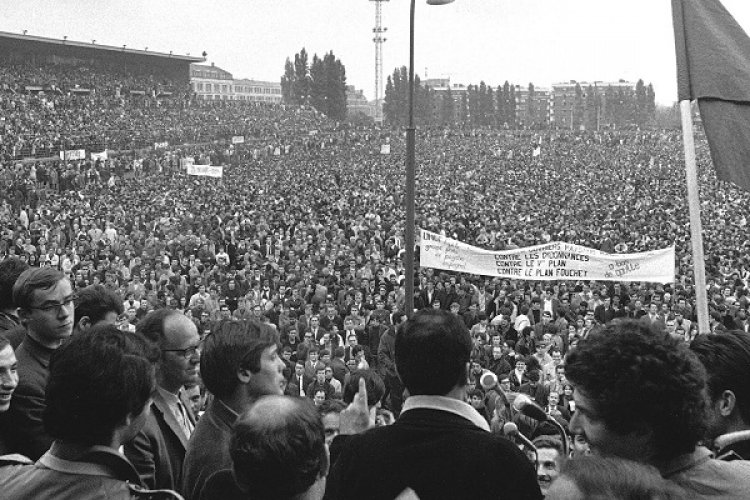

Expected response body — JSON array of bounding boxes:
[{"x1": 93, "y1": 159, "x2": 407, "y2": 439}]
[
  {"x1": 187, "y1": 164, "x2": 223, "y2": 178},
  {"x1": 59, "y1": 149, "x2": 86, "y2": 161},
  {"x1": 381, "y1": 144, "x2": 391, "y2": 155},
  {"x1": 231, "y1": 135, "x2": 245, "y2": 144},
  {"x1": 153, "y1": 141, "x2": 169, "y2": 149},
  {"x1": 419, "y1": 230, "x2": 674, "y2": 283},
  {"x1": 90, "y1": 150, "x2": 108, "y2": 161}
]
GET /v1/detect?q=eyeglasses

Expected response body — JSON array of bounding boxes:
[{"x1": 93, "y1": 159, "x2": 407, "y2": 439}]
[
  {"x1": 30, "y1": 294, "x2": 77, "y2": 313},
  {"x1": 162, "y1": 345, "x2": 201, "y2": 359}
]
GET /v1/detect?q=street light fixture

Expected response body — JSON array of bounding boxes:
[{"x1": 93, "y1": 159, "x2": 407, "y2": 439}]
[{"x1": 404, "y1": 0, "x2": 454, "y2": 317}]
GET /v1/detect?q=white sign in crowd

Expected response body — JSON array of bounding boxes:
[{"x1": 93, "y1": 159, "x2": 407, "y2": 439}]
[
  {"x1": 186, "y1": 164, "x2": 223, "y2": 178},
  {"x1": 419, "y1": 229, "x2": 675, "y2": 283}
]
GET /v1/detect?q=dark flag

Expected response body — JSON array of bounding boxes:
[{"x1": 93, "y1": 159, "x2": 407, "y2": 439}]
[{"x1": 673, "y1": 0, "x2": 750, "y2": 190}]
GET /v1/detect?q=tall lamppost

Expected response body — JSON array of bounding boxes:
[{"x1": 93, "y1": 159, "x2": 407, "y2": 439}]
[{"x1": 404, "y1": 0, "x2": 454, "y2": 316}]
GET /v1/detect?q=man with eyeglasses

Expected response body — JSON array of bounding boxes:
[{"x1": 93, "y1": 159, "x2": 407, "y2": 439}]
[
  {"x1": 0, "y1": 268, "x2": 75, "y2": 460},
  {"x1": 124, "y1": 309, "x2": 200, "y2": 491}
]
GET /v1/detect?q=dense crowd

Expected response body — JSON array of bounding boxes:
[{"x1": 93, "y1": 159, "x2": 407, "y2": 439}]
[{"x1": 1, "y1": 61, "x2": 750, "y2": 499}]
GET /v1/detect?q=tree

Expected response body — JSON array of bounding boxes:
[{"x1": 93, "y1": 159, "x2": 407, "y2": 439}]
[
  {"x1": 309, "y1": 55, "x2": 326, "y2": 112},
  {"x1": 281, "y1": 58, "x2": 295, "y2": 104},
  {"x1": 459, "y1": 92, "x2": 468, "y2": 126},
  {"x1": 573, "y1": 83, "x2": 585, "y2": 130},
  {"x1": 440, "y1": 86, "x2": 455, "y2": 125},
  {"x1": 495, "y1": 85, "x2": 506, "y2": 127},
  {"x1": 635, "y1": 79, "x2": 647, "y2": 128},
  {"x1": 527, "y1": 83, "x2": 536, "y2": 128},
  {"x1": 508, "y1": 84, "x2": 517, "y2": 127},
  {"x1": 384, "y1": 75, "x2": 397, "y2": 124},
  {"x1": 323, "y1": 51, "x2": 347, "y2": 121},
  {"x1": 604, "y1": 85, "x2": 616, "y2": 126},
  {"x1": 479, "y1": 81, "x2": 493, "y2": 127},
  {"x1": 585, "y1": 84, "x2": 597, "y2": 131},
  {"x1": 293, "y1": 48, "x2": 311, "y2": 105}
]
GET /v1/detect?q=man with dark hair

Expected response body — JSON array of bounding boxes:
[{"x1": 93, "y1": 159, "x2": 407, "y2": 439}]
[
  {"x1": 690, "y1": 330, "x2": 750, "y2": 460},
  {"x1": 318, "y1": 399, "x2": 347, "y2": 447},
  {"x1": 0, "y1": 257, "x2": 29, "y2": 342},
  {"x1": 181, "y1": 318, "x2": 285, "y2": 500},
  {"x1": 377, "y1": 312, "x2": 405, "y2": 415},
  {"x1": 124, "y1": 309, "x2": 200, "y2": 490},
  {"x1": 200, "y1": 396, "x2": 329, "y2": 500},
  {"x1": 0, "y1": 268, "x2": 74, "y2": 460},
  {"x1": 0, "y1": 325, "x2": 180, "y2": 499},
  {"x1": 326, "y1": 309, "x2": 541, "y2": 500},
  {"x1": 73, "y1": 284, "x2": 124, "y2": 332},
  {"x1": 565, "y1": 319, "x2": 750, "y2": 497}
]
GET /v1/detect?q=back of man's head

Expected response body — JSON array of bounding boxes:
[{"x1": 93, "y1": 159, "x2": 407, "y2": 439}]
[
  {"x1": 0, "y1": 257, "x2": 30, "y2": 312},
  {"x1": 564, "y1": 320, "x2": 706, "y2": 461},
  {"x1": 395, "y1": 309, "x2": 472, "y2": 396},
  {"x1": 690, "y1": 330, "x2": 750, "y2": 437},
  {"x1": 201, "y1": 319, "x2": 279, "y2": 400},
  {"x1": 342, "y1": 370, "x2": 385, "y2": 408},
  {"x1": 43, "y1": 324, "x2": 156, "y2": 446},
  {"x1": 74, "y1": 284, "x2": 124, "y2": 330},
  {"x1": 137, "y1": 308, "x2": 181, "y2": 346},
  {"x1": 231, "y1": 396, "x2": 328, "y2": 500}
]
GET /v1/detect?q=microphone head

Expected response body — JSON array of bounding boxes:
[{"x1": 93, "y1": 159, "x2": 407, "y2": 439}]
[
  {"x1": 519, "y1": 400, "x2": 549, "y2": 422},
  {"x1": 511, "y1": 393, "x2": 532, "y2": 412},
  {"x1": 479, "y1": 370, "x2": 498, "y2": 391},
  {"x1": 502, "y1": 422, "x2": 519, "y2": 436}
]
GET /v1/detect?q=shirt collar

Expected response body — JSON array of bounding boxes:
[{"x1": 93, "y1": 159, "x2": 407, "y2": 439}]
[
  {"x1": 714, "y1": 430, "x2": 750, "y2": 451},
  {"x1": 156, "y1": 386, "x2": 181, "y2": 407},
  {"x1": 402, "y1": 394, "x2": 490, "y2": 432},
  {"x1": 655, "y1": 446, "x2": 712, "y2": 478}
]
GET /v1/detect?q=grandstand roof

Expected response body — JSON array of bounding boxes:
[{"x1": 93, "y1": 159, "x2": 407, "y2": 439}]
[{"x1": 0, "y1": 30, "x2": 205, "y2": 63}]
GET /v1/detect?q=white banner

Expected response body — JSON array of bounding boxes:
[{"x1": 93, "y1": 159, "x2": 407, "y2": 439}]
[
  {"x1": 419, "y1": 230, "x2": 674, "y2": 283},
  {"x1": 90, "y1": 151, "x2": 108, "y2": 161},
  {"x1": 231, "y1": 135, "x2": 245, "y2": 144},
  {"x1": 59, "y1": 149, "x2": 86, "y2": 161},
  {"x1": 187, "y1": 164, "x2": 223, "y2": 178},
  {"x1": 153, "y1": 141, "x2": 169, "y2": 149},
  {"x1": 381, "y1": 144, "x2": 391, "y2": 155}
]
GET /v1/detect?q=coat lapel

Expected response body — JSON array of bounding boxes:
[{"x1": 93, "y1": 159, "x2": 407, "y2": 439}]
[{"x1": 152, "y1": 390, "x2": 189, "y2": 449}]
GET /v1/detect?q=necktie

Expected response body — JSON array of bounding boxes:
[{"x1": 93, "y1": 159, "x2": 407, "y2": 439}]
[{"x1": 176, "y1": 399, "x2": 194, "y2": 439}]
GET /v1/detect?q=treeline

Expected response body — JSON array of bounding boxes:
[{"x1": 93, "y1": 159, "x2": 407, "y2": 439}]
[
  {"x1": 281, "y1": 48, "x2": 347, "y2": 121},
  {"x1": 383, "y1": 66, "x2": 657, "y2": 130}
]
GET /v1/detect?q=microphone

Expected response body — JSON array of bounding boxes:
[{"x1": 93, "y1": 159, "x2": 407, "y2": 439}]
[
  {"x1": 479, "y1": 370, "x2": 499, "y2": 392},
  {"x1": 512, "y1": 394, "x2": 570, "y2": 457},
  {"x1": 515, "y1": 396, "x2": 549, "y2": 422},
  {"x1": 503, "y1": 422, "x2": 537, "y2": 451}
]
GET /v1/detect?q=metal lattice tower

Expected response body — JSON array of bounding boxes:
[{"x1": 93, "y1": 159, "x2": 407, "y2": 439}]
[{"x1": 371, "y1": 0, "x2": 389, "y2": 122}]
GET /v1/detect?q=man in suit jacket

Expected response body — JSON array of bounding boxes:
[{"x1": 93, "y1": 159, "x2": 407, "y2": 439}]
[
  {"x1": 325, "y1": 309, "x2": 541, "y2": 500},
  {"x1": 181, "y1": 320, "x2": 285, "y2": 500},
  {"x1": 125, "y1": 310, "x2": 199, "y2": 490},
  {"x1": 418, "y1": 282, "x2": 436, "y2": 311}
]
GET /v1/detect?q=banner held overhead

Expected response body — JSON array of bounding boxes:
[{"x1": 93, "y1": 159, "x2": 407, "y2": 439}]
[{"x1": 419, "y1": 230, "x2": 674, "y2": 283}]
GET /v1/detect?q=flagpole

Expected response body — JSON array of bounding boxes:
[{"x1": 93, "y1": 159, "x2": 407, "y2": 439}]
[{"x1": 679, "y1": 100, "x2": 709, "y2": 334}]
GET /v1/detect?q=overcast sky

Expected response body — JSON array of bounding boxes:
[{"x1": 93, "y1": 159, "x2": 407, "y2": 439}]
[{"x1": 2, "y1": 0, "x2": 749, "y2": 105}]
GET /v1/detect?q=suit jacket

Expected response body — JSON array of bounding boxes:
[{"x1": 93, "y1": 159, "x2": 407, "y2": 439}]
[
  {"x1": 330, "y1": 358, "x2": 348, "y2": 385},
  {"x1": 418, "y1": 289, "x2": 436, "y2": 309},
  {"x1": 181, "y1": 398, "x2": 238, "y2": 500},
  {"x1": 124, "y1": 389, "x2": 196, "y2": 490},
  {"x1": 325, "y1": 407, "x2": 541, "y2": 500},
  {"x1": 0, "y1": 334, "x2": 54, "y2": 460},
  {"x1": 509, "y1": 370, "x2": 528, "y2": 391}
]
